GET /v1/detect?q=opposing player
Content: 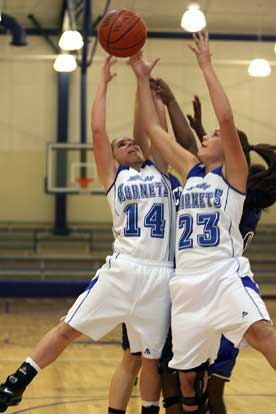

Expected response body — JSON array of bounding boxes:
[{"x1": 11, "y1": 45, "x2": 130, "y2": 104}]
[
  {"x1": 129, "y1": 33, "x2": 276, "y2": 414},
  {"x1": 0, "y1": 56, "x2": 175, "y2": 414}
]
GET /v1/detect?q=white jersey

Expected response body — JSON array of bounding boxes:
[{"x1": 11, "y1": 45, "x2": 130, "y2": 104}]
[
  {"x1": 106, "y1": 160, "x2": 176, "y2": 263},
  {"x1": 175, "y1": 163, "x2": 252, "y2": 278}
]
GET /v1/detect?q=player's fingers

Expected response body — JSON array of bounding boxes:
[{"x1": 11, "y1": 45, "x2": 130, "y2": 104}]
[
  {"x1": 187, "y1": 43, "x2": 198, "y2": 54},
  {"x1": 192, "y1": 33, "x2": 201, "y2": 45},
  {"x1": 150, "y1": 58, "x2": 160, "y2": 72},
  {"x1": 110, "y1": 58, "x2": 117, "y2": 67}
]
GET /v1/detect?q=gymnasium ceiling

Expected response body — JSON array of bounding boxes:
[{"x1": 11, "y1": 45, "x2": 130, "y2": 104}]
[{"x1": 1, "y1": 0, "x2": 276, "y2": 36}]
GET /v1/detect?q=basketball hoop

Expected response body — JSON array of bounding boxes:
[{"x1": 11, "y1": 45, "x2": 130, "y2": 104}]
[{"x1": 76, "y1": 177, "x2": 94, "y2": 189}]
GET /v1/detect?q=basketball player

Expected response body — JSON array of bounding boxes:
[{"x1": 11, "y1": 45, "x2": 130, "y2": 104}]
[
  {"x1": 108, "y1": 68, "x2": 182, "y2": 414},
  {"x1": 0, "y1": 56, "x2": 175, "y2": 414},
  {"x1": 129, "y1": 32, "x2": 276, "y2": 414},
  {"x1": 152, "y1": 79, "x2": 276, "y2": 414},
  {"x1": 110, "y1": 80, "x2": 276, "y2": 414}
]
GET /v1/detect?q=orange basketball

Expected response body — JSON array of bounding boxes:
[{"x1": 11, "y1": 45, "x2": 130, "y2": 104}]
[{"x1": 98, "y1": 9, "x2": 147, "y2": 58}]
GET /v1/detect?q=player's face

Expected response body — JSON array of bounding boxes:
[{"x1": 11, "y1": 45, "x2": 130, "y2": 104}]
[
  {"x1": 112, "y1": 138, "x2": 144, "y2": 165},
  {"x1": 197, "y1": 129, "x2": 224, "y2": 163}
]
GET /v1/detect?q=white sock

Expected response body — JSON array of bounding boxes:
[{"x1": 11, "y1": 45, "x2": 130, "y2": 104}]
[
  {"x1": 25, "y1": 357, "x2": 41, "y2": 372},
  {"x1": 141, "y1": 401, "x2": 159, "y2": 407}
]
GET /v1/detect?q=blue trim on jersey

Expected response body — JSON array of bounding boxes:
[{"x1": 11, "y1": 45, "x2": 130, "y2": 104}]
[
  {"x1": 143, "y1": 160, "x2": 154, "y2": 167},
  {"x1": 67, "y1": 276, "x2": 99, "y2": 323},
  {"x1": 106, "y1": 160, "x2": 157, "y2": 195},
  {"x1": 162, "y1": 175, "x2": 174, "y2": 262},
  {"x1": 106, "y1": 165, "x2": 129, "y2": 196},
  {"x1": 224, "y1": 186, "x2": 230, "y2": 211},
  {"x1": 85, "y1": 275, "x2": 99, "y2": 291},
  {"x1": 241, "y1": 275, "x2": 260, "y2": 295},
  {"x1": 187, "y1": 163, "x2": 205, "y2": 179},
  {"x1": 212, "y1": 166, "x2": 247, "y2": 195},
  {"x1": 187, "y1": 163, "x2": 246, "y2": 195},
  {"x1": 240, "y1": 276, "x2": 265, "y2": 319},
  {"x1": 168, "y1": 173, "x2": 181, "y2": 189},
  {"x1": 228, "y1": 220, "x2": 235, "y2": 257}
]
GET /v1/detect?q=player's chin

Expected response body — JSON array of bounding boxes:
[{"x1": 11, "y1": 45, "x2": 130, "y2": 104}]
[{"x1": 197, "y1": 147, "x2": 205, "y2": 159}]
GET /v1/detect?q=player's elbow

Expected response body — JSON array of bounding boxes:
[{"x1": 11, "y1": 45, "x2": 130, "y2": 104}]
[
  {"x1": 143, "y1": 122, "x2": 160, "y2": 141},
  {"x1": 218, "y1": 113, "x2": 234, "y2": 126}
]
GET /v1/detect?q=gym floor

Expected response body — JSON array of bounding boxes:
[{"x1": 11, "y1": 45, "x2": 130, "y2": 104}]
[{"x1": 0, "y1": 297, "x2": 275, "y2": 414}]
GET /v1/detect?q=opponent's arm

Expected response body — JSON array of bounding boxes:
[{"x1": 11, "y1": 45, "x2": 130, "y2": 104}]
[
  {"x1": 152, "y1": 78, "x2": 198, "y2": 155},
  {"x1": 187, "y1": 95, "x2": 207, "y2": 142}
]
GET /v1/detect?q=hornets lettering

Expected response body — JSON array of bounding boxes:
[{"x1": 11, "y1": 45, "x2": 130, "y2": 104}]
[
  {"x1": 179, "y1": 188, "x2": 223, "y2": 210},
  {"x1": 117, "y1": 180, "x2": 169, "y2": 203}
]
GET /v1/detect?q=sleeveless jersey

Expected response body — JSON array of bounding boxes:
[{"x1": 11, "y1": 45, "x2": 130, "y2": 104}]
[
  {"x1": 106, "y1": 160, "x2": 176, "y2": 262},
  {"x1": 175, "y1": 163, "x2": 252, "y2": 278}
]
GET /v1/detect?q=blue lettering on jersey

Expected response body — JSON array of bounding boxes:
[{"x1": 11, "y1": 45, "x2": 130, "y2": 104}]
[
  {"x1": 117, "y1": 181, "x2": 168, "y2": 203},
  {"x1": 179, "y1": 188, "x2": 223, "y2": 210},
  {"x1": 187, "y1": 183, "x2": 211, "y2": 191},
  {"x1": 128, "y1": 175, "x2": 154, "y2": 182}
]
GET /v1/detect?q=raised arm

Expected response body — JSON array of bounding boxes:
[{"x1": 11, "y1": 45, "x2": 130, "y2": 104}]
[
  {"x1": 188, "y1": 33, "x2": 248, "y2": 191},
  {"x1": 187, "y1": 95, "x2": 207, "y2": 142},
  {"x1": 133, "y1": 77, "x2": 168, "y2": 173},
  {"x1": 91, "y1": 56, "x2": 117, "y2": 191},
  {"x1": 128, "y1": 53, "x2": 198, "y2": 181},
  {"x1": 151, "y1": 78, "x2": 198, "y2": 155}
]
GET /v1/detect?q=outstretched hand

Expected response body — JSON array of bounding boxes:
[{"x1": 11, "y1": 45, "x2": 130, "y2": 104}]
[
  {"x1": 101, "y1": 55, "x2": 117, "y2": 83},
  {"x1": 150, "y1": 78, "x2": 175, "y2": 105},
  {"x1": 187, "y1": 95, "x2": 202, "y2": 130},
  {"x1": 127, "y1": 51, "x2": 160, "y2": 79},
  {"x1": 187, "y1": 32, "x2": 211, "y2": 69}
]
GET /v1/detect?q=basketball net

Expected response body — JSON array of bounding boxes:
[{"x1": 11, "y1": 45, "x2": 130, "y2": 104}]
[{"x1": 76, "y1": 177, "x2": 94, "y2": 189}]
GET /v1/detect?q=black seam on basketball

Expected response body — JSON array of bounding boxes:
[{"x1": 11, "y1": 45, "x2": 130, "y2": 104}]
[
  {"x1": 107, "y1": 10, "x2": 126, "y2": 52},
  {"x1": 109, "y1": 38, "x2": 145, "y2": 51},
  {"x1": 108, "y1": 17, "x2": 142, "y2": 44}
]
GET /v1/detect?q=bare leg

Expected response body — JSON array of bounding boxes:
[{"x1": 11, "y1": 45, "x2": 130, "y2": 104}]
[
  {"x1": 179, "y1": 369, "x2": 209, "y2": 413},
  {"x1": 140, "y1": 357, "x2": 161, "y2": 402},
  {"x1": 244, "y1": 320, "x2": 276, "y2": 369},
  {"x1": 207, "y1": 376, "x2": 226, "y2": 414},
  {"x1": 0, "y1": 322, "x2": 81, "y2": 412},
  {"x1": 108, "y1": 350, "x2": 141, "y2": 411},
  {"x1": 30, "y1": 322, "x2": 81, "y2": 368},
  {"x1": 161, "y1": 372, "x2": 183, "y2": 414}
]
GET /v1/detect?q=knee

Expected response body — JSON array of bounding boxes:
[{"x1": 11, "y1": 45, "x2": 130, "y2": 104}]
[
  {"x1": 179, "y1": 362, "x2": 209, "y2": 412},
  {"x1": 55, "y1": 322, "x2": 81, "y2": 342},
  {"x1": 141, "y1": 357, "x2": 159, "y2": 372},
  {"x1": 122, "y1": 350, "x2": 142, "y2": 374},
  {"x1": 245, "y1": 320, "x2": 276, "y2": 350}
]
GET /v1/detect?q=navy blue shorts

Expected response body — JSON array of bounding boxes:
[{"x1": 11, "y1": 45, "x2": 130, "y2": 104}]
[
  {"x1": 208, "y1": 335, "x2": 239, "y2": 381},
  {"x1": 121, "y1": 323, "x2": 141, "y2": 355}
]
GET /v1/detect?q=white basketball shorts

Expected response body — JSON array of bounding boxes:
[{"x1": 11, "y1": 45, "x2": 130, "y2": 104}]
[
  {"x1": 65, "y1": 253, "x2": 173, "y2": 359},
  {"x1": 169, "y1": 272, "x2": 271, "y2": 370}
]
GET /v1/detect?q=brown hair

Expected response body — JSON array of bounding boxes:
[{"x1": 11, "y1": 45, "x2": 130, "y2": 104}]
[{"x1": 238, "y1": 129, "x2": 276, "y2": 209}]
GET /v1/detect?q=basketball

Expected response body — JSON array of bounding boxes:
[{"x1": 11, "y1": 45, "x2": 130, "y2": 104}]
[{"x1": 97, "y1": 9, "x2": 147, "y2": 58}]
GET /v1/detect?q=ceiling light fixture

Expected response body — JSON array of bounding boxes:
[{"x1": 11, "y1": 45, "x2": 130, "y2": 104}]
[
  {"x1": 181, "y1": 3, "x2": 206, "y2": 33},
  {"x1": 53, "y1": 54, "x2": 77, "y2": 72},
  {"x1": 59, "y1": 30, "x2": 84, "y2": 51},
  {"x1": 248, "y1": 59, "x2": 271, "y2": 77}
]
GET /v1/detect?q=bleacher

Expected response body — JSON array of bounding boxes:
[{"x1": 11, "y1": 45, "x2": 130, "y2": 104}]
[
  {"x1": 0, "y1": 221, "x2": 275, "y2": 297},
  {"x1": 0, "y1": 221, "x2": 113, "y2": 297}
]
